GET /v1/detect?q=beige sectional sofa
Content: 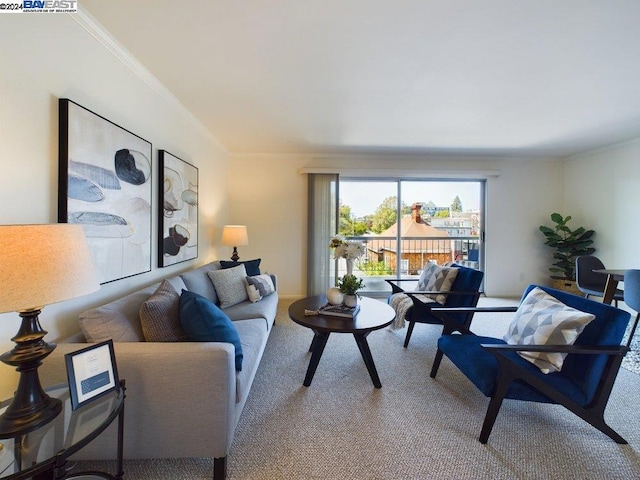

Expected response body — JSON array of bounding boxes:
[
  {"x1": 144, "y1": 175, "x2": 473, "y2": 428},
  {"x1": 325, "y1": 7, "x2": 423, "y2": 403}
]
[{"x1": 39, "y1": 260, "x2": 278, "y2": 480}]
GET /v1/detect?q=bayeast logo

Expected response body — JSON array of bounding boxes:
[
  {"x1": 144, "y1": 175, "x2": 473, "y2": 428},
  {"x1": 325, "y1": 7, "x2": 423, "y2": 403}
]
[{"x1": 23, "y1": 0, "x2": 77, "y2": 12}]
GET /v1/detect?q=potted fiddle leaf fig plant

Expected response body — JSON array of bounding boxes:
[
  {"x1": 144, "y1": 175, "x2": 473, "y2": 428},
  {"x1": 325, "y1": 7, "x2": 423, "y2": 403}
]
[{"x1": 539, "y1": 212, "x2": 595, "y2": 293}]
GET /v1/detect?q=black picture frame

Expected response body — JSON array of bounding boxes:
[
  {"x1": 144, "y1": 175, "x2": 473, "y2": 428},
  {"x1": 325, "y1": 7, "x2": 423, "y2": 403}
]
[
  {"x1": 158, "y1": 149, "x2": 199, "y2": 267},
  {"x1": 65, "y1": 340, "x2": 119, "y2": 410},
  {"x1": 58, "y1": 98, "x2": 153, "y2": 284}
]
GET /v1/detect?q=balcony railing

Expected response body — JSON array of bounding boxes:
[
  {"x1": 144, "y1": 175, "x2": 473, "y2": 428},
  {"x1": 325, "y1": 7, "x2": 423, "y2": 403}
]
[{"x1": 334, "y1": 235, "x2": 481, "y2": 295}]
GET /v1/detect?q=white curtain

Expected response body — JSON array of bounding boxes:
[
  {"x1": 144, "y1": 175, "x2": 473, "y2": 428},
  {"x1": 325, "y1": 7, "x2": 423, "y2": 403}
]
[{"x1": 307, "y1": 173, "x2": 338, "y2": 296}]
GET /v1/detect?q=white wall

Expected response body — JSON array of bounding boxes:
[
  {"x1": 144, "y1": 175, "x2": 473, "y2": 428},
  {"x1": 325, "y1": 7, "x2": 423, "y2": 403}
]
[
  {"x1": 564, "y1": 140, "x2": 640, "y2": 269},
  {"x1": 228, "y1": 154, "x2": 564, "y2": 298},
  {"x1": 0, "y1": 14, "x2": 230, "y2": 398}
]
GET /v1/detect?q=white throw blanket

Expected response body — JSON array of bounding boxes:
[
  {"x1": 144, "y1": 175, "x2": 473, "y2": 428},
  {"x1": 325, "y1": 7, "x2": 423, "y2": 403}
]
[{"x1": 389, "y1": 293, "x2": 437, "y2": 330}]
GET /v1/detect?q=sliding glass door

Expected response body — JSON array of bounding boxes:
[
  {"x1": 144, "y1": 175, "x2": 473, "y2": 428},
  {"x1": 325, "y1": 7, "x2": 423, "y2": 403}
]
[{"x1": 338, "y1": 178, "x2": 485, "y2": 295}]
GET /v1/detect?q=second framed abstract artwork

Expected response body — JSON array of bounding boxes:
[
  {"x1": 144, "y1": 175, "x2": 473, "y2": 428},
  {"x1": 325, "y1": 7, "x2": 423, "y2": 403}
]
[{"x1": 159, "y1": 150, "x2": 198, "y2": 267}]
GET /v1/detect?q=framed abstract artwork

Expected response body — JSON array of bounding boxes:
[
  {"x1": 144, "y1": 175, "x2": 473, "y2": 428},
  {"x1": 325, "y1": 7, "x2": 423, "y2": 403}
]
[
  {"x1": 58, "y1": 98, "x2": 152, "y2": 284},
  {"x1": 158, "y1": 150, "x2": 198, "y2": 267}
]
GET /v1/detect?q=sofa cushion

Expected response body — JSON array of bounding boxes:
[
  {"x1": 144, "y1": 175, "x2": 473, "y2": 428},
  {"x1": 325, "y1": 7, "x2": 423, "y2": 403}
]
[
  {"x1": 246, "y1": 274, "x2": 275, "y2": 297},
  {"x1": 140, "y1": 280, "x2": 187, "y2": 342},
  {"x1": 79, "y1": 286, "x2": 156, "y2": 342},
  {"x1": 223, "y1": 290, "x2": 278, "y2": 329},
  {"x1": 503, "y1": 286, "x2": 596, "y2": 374},
  {"x1": 179, "y1": 261, "x2": 221, "y2": 304},
  {"x1": 207, "y1": 264, "x2": 249, "y2": 308},
  {"x1": 233, "y1": 317, "x2": 269, "y2": 404},
  {"x1": 220, "y1": 258, "x2": 261, "y2": 276},
  {"x1": 179, "y1": 290, "x2": 243, "y2": 371}
]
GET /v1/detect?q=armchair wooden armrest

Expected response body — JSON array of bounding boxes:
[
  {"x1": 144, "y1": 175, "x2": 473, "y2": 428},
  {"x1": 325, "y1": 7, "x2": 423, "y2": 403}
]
[
  {"x1": 482, "y1": 343, "x2": 629, "y2": 356},
  {"x1": 423, "y1": 306, "x2": 517, "y2": 313},
  {"x1": 384, "y1": 278, "x2": 419, "y2": 294}
]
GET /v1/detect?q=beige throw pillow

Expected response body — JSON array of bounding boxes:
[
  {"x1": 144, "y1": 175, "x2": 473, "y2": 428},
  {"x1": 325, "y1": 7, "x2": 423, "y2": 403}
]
[
  {"x1": 139, "y1": 280, "x2": 188, "y2": 342},
  {"x1": 207, "y1": 264, "x2": 249, "y2": 308}
]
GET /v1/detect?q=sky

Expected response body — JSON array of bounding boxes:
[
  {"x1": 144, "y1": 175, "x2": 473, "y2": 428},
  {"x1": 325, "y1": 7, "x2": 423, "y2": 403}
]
[{"x1": 340, "y1": 180, "x2": 482, "y2": 218}]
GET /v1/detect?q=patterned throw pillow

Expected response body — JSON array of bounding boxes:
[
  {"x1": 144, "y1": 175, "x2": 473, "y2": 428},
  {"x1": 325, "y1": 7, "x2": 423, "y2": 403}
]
[
  {"x1": 418, "y1": 262, "x2": 459, "y2": 305},
  {"x1": 139, "y1": 280, "x2": 188, "y2": 342},
  {"x1": 246, "y1": 274, "x2": 275, "y2": 297},
  {"x1": 246, "y1": 284, "x2": 262, "y2": 303},
  {"x1": 207, "y1": 264, "x2": 249, "y2": 308},
  {"x1": 503, "y1": 287, "x2": 596, "y2": 374},
  {"x1": 417, "y1": 262, "x2": 439, "y2": 290}
]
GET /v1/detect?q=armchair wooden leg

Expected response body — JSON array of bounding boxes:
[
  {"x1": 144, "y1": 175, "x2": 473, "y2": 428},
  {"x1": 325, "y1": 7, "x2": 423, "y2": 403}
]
[
  {"x1": 213, "y1": 456, "x2": 227, "y2": 479},
  {"x1": 589, "y1": 416, "x2": 627, "y2": 444},
  {"x1": 404, "y1": 321, "x2": 415, "y2": 348},
  {"x1": 430, "y1": 349, "x2": 444, "y2": 378},
  {"x1": 479, "y1": 370, "x2": 512, "y2": 444},
  {"x1": 479, "y1": 393, "x2": 506, "y2": 444}
]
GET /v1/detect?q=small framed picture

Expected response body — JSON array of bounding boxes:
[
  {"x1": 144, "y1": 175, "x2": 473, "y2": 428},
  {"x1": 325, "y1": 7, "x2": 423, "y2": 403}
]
[{"x1": 65, "y1": 340, "x2": 119, "y2": 410}]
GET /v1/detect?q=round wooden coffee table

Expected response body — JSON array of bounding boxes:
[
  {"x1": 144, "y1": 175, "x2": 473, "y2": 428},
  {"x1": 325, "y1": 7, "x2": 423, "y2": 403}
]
[{"x1": 288, "y1": 295, "x2": 396, "y2": 388}]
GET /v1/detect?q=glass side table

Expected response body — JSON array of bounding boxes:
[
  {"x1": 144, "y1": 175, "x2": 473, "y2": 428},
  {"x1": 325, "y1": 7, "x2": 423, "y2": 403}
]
[{"x1": 0, "y1": 380, "x2": 125, "y2": 480}]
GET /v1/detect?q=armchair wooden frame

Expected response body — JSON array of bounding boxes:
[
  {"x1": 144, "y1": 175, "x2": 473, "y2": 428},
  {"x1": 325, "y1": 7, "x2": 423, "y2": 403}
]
[{"x1": 429, "y1": 299, "x2": 631, "y2": 445}]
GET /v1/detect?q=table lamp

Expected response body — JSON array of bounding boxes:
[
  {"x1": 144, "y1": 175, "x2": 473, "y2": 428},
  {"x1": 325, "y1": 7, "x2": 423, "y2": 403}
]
[
  {"x1": 221, "y1": 225, "x2": 249, "y2": 262},
  {"x1": 0, "y1": 224, "x2": 99, "y2": 437}
]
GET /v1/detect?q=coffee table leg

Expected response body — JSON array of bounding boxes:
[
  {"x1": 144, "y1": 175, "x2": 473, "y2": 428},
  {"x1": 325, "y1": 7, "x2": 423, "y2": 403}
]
[
  {"x1": 353, "y1": 332, "x2": 382, "y2": 388},
  {"x1": 309, "y1": 332, "x2": 321, "y2": 352},
  {"x1": 304, "y1": 330, "x2": 330, "y2": 387}
]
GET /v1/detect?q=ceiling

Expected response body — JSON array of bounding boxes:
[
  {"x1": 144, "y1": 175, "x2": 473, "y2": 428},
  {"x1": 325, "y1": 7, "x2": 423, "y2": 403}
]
[{"x1": 81, "y1": 0, "x2": 640, "y2": 158}]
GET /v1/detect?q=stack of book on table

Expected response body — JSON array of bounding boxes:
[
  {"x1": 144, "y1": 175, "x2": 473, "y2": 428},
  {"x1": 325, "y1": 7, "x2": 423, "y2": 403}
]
[{"x1": 318, "y1": 303, "x2": 360, "y2": 318}]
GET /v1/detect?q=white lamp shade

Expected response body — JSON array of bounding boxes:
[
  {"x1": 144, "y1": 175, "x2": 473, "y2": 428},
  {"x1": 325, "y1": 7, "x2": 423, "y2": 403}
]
[
  {"x1": 221, "y1": 225, "x2": 249, "y2": 246},
  {"x1": 0, "y1": 224, "x2": 100, "y2": 313}
]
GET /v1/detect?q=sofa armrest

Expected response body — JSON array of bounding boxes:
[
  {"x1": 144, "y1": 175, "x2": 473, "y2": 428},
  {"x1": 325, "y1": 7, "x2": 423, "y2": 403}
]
[{"x1": 39, "y1": 341, "x2": 238, "y2": 460}]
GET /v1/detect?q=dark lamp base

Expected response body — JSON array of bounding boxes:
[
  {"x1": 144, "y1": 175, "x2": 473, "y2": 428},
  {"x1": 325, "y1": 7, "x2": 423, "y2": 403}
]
[
  {"x1": 0, "y1": 309, "x2": 62, "y2": 438},
  {"x1": 0, "y1": 397, "x2": 61, "y2": 438},
  {"x1": 230, "y1": 246, "x2": 240, "y2": 262}
]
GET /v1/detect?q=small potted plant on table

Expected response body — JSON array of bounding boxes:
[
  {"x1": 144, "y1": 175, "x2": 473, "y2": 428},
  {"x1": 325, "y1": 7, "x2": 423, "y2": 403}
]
[{"x1": 338, "y1": 274, "x2": 365, "y2": 307}]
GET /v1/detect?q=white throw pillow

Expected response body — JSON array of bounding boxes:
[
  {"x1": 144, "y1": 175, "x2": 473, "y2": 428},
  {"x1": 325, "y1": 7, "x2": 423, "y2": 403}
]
[
  {"x1": 207, "y1": 264, "x2": 249, "y2": 308},
  {"x1": 245, "y1": 284, "x2": 263, "y2": 303},
  {"x1": 503, "y1": 287, "x2": 596, "y2": 374}
]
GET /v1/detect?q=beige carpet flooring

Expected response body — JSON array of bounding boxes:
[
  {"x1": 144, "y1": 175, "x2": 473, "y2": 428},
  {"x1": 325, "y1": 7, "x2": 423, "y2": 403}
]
[{"x1": 77, "y1": 297, "x2": 640, "y2": 479}]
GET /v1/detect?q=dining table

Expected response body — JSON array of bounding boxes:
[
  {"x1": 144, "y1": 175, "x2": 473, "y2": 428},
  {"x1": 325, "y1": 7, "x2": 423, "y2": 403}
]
[{"x1": 593, "y1": 269, "x2": 626, "y2": 305}]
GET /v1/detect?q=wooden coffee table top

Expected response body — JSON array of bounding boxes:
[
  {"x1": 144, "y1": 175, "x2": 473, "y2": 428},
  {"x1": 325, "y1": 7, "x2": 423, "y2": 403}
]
[{"x1": 288, "y1": 295, "x2": 395, "y2": 334}]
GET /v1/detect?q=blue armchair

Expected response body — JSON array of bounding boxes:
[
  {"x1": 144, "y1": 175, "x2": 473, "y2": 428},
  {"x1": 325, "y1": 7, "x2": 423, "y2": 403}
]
[
  {"x1": 386, "y1": 264, "x2": 484, "y2": 348},
  {"x1": 430, "y1": 284, "x2": 631, "y2": 444}
]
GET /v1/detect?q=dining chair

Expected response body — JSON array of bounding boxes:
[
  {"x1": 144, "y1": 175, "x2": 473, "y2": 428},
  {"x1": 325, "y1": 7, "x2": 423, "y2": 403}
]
[
  {"x1": 623, "y1": 269, "x2": 640, "y2": 347},
  {"x1": 576, "y1": 255, "x2": 624, "y2": 306}
]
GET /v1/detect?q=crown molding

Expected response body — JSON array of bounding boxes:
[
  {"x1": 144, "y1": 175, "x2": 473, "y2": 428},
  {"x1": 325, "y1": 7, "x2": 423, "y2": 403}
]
[{"x1": 69, "y1": 7, "x2": 226, "y2": 152}]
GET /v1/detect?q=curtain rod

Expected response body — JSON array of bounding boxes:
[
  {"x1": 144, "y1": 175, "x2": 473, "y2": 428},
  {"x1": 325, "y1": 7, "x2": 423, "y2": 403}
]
[{"x1": 298, "y1": 167, "x2": 500, "y2": 178}]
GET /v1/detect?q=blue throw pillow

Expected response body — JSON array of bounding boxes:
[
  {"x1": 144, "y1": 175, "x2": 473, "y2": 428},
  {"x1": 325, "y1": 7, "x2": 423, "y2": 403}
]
[
  {"x1": 178, "y1": 290, "x2": 243, "y2": 371},
  {"x1": 220, "y1": 258, "x2": 261, "y2": 276}
]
